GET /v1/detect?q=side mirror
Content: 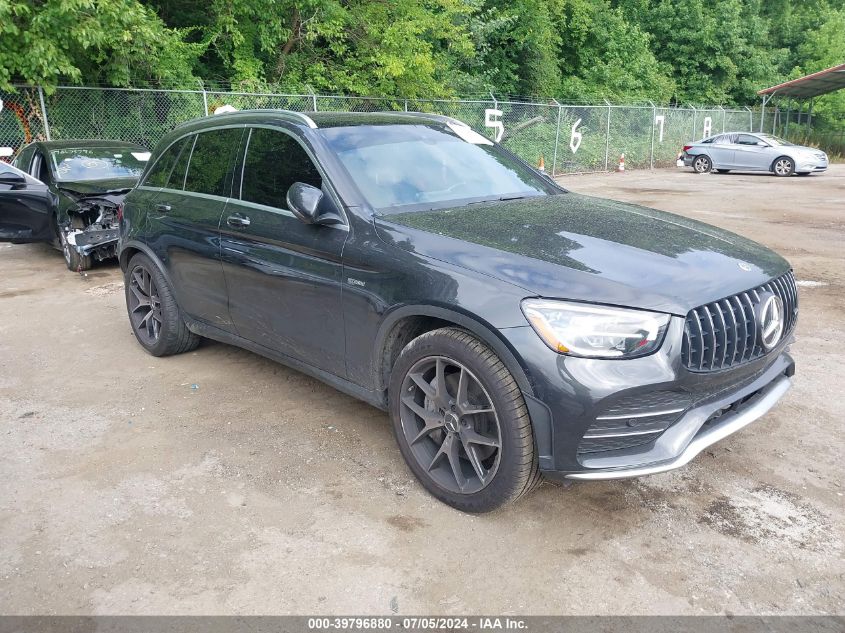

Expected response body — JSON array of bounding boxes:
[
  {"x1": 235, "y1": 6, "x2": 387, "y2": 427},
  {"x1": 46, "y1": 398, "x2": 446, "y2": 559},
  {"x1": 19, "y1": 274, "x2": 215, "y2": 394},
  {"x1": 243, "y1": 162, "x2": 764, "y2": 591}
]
[
  {"x1": 286, "y1": 182, "x2": 343, "y2": 226},
  {"x1": 0, "y1": 172, "x2": 27, "y2": 188}
]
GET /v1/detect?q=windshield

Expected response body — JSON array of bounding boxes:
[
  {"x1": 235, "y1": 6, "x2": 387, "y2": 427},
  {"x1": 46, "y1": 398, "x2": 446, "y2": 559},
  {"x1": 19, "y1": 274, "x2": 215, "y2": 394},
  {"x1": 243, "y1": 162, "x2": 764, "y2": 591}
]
[
  {"x1": 758, "y1": 134, "x2": 794, "y2": 147},
  {"x1": 50, "y1": 147, "x2": 150, "y2": 182},
  {"x1": 319, "y1": 124, "x2": 558, "y2": 212}
]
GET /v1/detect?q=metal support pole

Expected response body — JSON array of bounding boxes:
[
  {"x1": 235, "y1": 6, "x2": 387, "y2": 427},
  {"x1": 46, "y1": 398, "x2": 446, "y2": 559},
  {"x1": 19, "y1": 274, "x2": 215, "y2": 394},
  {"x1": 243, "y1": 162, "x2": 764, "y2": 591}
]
[
  {"x1": 37, "y1": 87, "x2": 51, "y2": 140},
  {"x1": 784, "y1": 102, "x2": 791, "y2": 138},
  {"x1": 808, "y1": 100, "x2": 813, "y2": 134},
  {"x1": 404, "y1": 99, "x2": 408, "y2": 112},
  {"x1": 551, "y1": 99, "x2": 562, "y2": 176},
  {"x1": 202, "y1": 90, "x2": 209, "y2": 116},
  {"x1": 604, "y1": 101, "x2": 611, "y2": 171},
  {"x1": 746, "y1": 106, "x2": 753, "y2": 132},
  {"x1": 312, "y1": 92, "x2": 318, "y2": 111},
  {"x1": 719, "y1": 105, "x2": 726, "y2": 133},
  {"x1": 772, "y1": 106, "x2": 778, "y2": 135},
  {"x1": 489, "y1": 91, "x2": 498, "y2": 110}
]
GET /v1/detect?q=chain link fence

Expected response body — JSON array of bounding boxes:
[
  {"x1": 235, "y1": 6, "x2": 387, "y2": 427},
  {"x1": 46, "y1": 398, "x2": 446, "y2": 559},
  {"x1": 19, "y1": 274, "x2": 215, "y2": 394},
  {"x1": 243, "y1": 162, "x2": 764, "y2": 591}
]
[{"x1": 1, "y1": 85, "x2": 763, "y2": 175}]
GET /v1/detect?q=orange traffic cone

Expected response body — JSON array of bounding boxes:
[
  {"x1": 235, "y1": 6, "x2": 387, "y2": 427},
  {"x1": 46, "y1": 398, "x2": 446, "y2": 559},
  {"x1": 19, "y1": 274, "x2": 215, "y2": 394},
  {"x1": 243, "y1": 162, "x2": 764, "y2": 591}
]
[
  {"x1": 617, "y1": 153, "x2": 625, "y2": 172},
  {"x1": 538, "y1": 155, "x2": 545, "y2": 172}
]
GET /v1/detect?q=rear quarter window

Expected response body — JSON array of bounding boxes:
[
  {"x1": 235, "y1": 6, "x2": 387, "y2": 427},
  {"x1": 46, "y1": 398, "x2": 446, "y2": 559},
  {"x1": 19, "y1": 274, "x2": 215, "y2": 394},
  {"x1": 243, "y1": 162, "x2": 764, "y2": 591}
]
[{"x1": 143, "y1": 137, "x2": 191, "y2": 188}]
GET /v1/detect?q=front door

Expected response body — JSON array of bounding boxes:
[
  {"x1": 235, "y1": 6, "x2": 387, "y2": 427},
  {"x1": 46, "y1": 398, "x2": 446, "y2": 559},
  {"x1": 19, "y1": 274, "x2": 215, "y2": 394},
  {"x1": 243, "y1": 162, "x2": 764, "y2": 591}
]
[
  {"x1": 733, "y1": 134, "x2": 773, "y2": 171},
  {"x1": 220, "y1": 126, "x2": 349, "y2": 377},
  {"x1": 0, "y1": 163, "x2": 56, "y2": 242}
]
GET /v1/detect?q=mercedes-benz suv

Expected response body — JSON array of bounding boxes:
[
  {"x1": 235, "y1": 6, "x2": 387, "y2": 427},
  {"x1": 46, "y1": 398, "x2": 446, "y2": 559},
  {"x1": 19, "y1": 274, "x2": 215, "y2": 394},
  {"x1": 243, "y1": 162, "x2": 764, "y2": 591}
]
[{"x1": 118, "y1": 110, "x2": 796, "y2": 512}]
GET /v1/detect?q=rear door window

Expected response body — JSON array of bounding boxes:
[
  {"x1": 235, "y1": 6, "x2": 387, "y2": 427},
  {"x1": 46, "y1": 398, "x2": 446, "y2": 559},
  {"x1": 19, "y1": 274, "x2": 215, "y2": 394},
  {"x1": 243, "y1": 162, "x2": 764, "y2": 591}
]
[
  {"x1": 144, "y1": 136, "x2": 192, "y2": 188},
  {"x1": 239, "y1": 128, "x2": 322, "y2": 209},
  {"x1": 184, "y1": 128, "x2": 243, "y2": 197},
  {"x1": 737, "y1": 134, "x2": 760, "y2": 146}
]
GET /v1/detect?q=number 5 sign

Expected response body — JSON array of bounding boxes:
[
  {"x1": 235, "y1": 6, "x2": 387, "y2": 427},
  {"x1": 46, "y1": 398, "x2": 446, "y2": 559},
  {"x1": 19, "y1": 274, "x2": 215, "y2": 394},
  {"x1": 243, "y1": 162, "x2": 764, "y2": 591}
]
[{"x1": 485, "y1": 108, "x2": 504, "y2": 142}]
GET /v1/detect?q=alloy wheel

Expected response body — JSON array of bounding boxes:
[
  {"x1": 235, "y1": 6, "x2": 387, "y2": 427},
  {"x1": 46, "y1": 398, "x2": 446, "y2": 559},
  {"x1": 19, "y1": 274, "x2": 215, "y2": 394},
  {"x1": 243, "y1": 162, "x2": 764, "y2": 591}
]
[
  {"x1": 399, "y1": 356, "x2": 502, "y2": 494},
  {"x1": 774, "y1": 158, "x2": 792, "y2": 176},
  {"x1": 128, "y1": 265, "x2": 163, "y2": 345},
  {"x1": 693, "y1": 156, "x2": 710, "y2": 173}
]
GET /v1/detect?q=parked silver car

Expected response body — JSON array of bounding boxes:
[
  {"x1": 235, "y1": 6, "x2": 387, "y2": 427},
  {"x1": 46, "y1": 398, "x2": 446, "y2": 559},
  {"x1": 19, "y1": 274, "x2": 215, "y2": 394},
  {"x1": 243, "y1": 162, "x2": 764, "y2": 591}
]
[{"x1": 682, "y1": 132, "x2": 828, "y2": 176}]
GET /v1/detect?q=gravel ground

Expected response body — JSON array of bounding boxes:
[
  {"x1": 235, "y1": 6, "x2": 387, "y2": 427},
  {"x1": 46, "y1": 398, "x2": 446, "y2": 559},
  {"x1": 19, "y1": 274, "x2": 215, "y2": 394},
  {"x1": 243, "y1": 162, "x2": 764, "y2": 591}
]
[{"x1": 0, "y1": 165, "x2": 843, "y2": 615}]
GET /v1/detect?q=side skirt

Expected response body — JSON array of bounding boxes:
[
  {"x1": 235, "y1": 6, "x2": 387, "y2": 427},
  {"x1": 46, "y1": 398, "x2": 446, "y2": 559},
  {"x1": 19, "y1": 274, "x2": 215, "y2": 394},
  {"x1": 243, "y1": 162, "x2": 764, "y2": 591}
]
[{"x1": 184, "y1": 316, "x2": 388, "y2": 411}]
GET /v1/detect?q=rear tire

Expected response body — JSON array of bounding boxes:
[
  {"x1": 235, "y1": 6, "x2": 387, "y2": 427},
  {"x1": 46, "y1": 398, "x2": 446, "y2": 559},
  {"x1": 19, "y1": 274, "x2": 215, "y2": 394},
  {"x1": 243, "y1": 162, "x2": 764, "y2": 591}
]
[
  {"x1": 389, "y1": 327, "x2": 541, "y2": 513},
  {"x1": 692, "y1": 155, "x2": 712, "y2": 174},
  {"x1": 772, "y1": 156, "x2": 794, "y2": 177},
  {"x1": 125, "y1": 252, "x2": 200, "y2": 357}
]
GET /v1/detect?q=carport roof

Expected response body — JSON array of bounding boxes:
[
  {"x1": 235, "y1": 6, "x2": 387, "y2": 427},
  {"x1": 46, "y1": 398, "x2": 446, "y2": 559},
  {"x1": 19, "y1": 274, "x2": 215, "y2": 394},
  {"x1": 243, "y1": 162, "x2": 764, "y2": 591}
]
[{"x1": 758, "y1": 63, "x2": 845, "y2": 99}]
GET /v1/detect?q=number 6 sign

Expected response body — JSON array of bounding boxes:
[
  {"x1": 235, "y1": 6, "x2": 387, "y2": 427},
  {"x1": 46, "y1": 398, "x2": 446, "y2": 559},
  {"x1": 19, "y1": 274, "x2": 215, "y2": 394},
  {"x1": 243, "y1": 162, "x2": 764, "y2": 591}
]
[{"x1": 570, "y1": 118, "x2": 583, "y2": 153}]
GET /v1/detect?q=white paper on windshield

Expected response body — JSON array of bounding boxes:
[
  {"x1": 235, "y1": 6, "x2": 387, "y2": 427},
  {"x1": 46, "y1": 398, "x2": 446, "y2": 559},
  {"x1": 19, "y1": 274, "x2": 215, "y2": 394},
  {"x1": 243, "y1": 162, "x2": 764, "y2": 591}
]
[
  {"x1": 131, "y1": 152, "x2": 152, "y2": 161},
  {"x1": 446, "y1": 122, "x2": 493, "y2": 146}
]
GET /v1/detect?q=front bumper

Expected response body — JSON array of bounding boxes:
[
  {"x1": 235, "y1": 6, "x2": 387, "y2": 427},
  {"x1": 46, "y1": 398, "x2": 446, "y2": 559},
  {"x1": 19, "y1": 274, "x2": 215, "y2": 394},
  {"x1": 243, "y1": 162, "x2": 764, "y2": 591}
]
[
  {"x1": 565, "y1": 370, "x2": 790, "y2": 480},
  {"x1": 499, "y1": 318, "x2": 795, "y2": 480}
]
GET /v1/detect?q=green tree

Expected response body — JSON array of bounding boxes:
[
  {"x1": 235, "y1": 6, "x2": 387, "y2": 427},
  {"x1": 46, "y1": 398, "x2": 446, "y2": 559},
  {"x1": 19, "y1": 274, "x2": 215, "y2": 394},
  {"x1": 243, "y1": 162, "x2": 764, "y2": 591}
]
[{"x1": 0, "y1": 0, "x2": 200, "y2": 91}]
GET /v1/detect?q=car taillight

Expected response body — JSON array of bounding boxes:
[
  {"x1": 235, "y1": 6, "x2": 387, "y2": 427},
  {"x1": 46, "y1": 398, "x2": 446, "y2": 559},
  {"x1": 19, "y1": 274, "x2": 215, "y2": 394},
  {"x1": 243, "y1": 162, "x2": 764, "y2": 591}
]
[
  {"x1": 682, "y1": 145, "x2": 693, "y2": 152},
  {"x1": 117, "y1": 203, "x2": 124, "y2": 222}
]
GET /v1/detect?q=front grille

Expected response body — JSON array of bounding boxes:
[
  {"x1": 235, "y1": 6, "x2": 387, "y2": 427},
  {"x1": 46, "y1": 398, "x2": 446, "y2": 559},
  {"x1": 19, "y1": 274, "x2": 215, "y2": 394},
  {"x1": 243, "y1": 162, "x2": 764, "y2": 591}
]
[{"x1": 682, "y1": 271, "x2": 797, "y2": 372}]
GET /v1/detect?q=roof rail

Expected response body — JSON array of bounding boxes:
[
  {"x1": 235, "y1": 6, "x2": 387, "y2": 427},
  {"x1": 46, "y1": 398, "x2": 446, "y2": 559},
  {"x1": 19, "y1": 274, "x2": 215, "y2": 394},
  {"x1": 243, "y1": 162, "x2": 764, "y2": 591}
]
[
  {"x1": 234, "y1": 109, "x2": 318, "y2": 128},
  {"x1": 397, "y1": 111, "x2": 468, "y2": 127}
]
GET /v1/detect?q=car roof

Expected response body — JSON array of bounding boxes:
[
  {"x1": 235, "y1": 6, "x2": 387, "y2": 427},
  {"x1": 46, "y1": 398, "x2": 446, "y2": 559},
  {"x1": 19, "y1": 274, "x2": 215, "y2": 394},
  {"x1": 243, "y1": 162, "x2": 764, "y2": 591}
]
[{"x1": 25, "y1": 139, "x2": 148, "y2": 151}]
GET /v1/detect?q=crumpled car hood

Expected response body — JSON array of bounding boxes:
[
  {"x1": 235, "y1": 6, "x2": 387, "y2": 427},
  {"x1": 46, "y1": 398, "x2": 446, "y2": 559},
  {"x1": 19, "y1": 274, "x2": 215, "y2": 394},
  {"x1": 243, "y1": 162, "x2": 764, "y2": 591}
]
[
  {"x1": 58, "y1": 177, "x2": 137, "y2": 198},
  {"x1": 374, "y1": 193, "x2": 790, "y2": 315}
]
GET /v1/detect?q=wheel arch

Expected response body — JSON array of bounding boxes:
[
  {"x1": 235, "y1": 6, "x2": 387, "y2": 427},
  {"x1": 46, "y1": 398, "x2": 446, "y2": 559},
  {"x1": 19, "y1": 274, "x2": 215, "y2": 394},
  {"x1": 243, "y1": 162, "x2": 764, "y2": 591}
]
[
  {"x1": 119, "y1": 241, "x2": 173, "y2": 288},
  {"x1": 770, "y1": 154, "x2": 794, "y2": 173},
  {"x1": 373, "y1": 304, "x2": 535, "y2": 398}
]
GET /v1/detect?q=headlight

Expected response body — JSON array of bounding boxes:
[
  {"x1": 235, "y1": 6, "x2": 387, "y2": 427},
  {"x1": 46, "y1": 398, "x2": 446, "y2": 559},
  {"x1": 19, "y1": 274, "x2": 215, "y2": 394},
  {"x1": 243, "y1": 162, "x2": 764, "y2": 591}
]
[{"x1": 521, "y1": 299, "x2": 670, "y2": 358}]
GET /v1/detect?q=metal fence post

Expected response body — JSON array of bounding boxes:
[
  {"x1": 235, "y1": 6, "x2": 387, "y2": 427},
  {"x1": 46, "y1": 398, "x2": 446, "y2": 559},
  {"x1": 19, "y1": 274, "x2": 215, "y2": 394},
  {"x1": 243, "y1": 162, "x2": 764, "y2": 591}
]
[
  {"x1": 691, "y1": 106, "x2": 697, "y2": 141},
  {"x1": 202, "y1": 89, "x2": 209, "y2": 116},
  {"x1": 551, "y1": 99, "x2": 562, "y2": 176},
  {"x1": 404, "y1": 99, "x2": 408, "y2": 112},
  {"x1": 746, "y1": 106, "x2": 752, "y2": 132},
  {"x1": 649, "y1": 101, "x2": 656, "y2": 169},
  {"x1": 718, "y1": 105, "x2": 726, "y2": 133},
  {"x1": 604, "y1": 100, "x2": 611, "y2": 171},
  {"x1": 37, "y1": 86, "x2": 51, "y2": 140}
]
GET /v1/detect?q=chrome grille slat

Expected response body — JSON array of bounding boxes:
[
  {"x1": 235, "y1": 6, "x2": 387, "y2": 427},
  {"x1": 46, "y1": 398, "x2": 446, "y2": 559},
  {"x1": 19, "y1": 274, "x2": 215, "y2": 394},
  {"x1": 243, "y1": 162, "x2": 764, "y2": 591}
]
[{"x1": 681, "y1": 271, "x2": 797, "y2": 372}]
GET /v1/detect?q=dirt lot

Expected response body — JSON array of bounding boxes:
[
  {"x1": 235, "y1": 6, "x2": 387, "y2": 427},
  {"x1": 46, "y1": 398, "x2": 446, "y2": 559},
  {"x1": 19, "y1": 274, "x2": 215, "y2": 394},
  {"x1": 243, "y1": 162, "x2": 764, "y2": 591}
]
[{"x1": 1, "y1": 165, "x2": 843, "y2": 616}]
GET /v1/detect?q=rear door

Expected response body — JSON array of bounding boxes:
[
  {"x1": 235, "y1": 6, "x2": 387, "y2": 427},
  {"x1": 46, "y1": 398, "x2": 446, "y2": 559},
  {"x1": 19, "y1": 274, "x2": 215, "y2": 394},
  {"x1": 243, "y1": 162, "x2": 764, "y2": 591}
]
[
  {"x1": 220, "y1": 126, "x2": 349, "y2": 376},
  {"x1": 0, "y1": 163, "x2": 56, "y2": 242},
  {"x1": 144, "y1": 127, "x2": 245, "y2": 329},
  {"x1": 733, "y1": 134, "x2": 772, "y2": 171},
  {"x1": 708, "y1": 134, "x2": 736, "y2": 167}
]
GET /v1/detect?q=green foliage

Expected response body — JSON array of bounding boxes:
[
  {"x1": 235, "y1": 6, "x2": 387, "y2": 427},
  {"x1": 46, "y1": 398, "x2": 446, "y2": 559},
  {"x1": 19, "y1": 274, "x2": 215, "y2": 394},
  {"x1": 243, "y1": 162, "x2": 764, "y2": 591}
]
[
  {"x1": 0, "y1": 0, "x2": 201, "y2": 92},
  {"x1": 2, "y1": 0, "x2": 844, "y2": 114}
]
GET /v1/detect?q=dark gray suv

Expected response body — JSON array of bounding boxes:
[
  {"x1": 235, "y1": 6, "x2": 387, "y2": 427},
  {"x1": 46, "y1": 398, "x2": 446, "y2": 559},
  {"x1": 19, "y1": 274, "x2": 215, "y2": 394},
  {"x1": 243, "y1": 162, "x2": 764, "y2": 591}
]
[{"x1": 118, "y1": 110, "x2": 796, "y2": 512}]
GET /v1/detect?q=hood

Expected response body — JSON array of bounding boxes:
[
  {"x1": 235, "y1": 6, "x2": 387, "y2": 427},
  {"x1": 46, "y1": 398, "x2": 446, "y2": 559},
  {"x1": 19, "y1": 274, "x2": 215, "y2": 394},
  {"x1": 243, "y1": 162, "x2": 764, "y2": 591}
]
[
  {"x1": 374, "y1": 193, "x2": 790, "y2": 315},
  {"x1": 57, "y1": 177, "x2": 137, "y2": 198}
]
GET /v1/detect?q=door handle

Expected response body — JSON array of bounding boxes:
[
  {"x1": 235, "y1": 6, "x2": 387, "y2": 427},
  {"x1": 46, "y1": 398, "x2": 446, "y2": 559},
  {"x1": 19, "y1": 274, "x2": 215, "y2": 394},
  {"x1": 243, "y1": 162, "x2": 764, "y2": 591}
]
[
  {"x1": 156, "y1": 204, "x2": 171, "y2": 213},
  {"x1": 227, "y1": 213, "x2": 251, "y2": 228}
]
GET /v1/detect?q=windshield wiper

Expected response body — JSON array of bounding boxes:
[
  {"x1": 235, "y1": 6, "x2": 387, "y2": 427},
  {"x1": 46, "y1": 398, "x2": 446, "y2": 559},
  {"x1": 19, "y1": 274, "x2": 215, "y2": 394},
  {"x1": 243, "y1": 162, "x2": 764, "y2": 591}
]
[{"x1": 466, "y1": 195, "x2": 532, "y2": 206}]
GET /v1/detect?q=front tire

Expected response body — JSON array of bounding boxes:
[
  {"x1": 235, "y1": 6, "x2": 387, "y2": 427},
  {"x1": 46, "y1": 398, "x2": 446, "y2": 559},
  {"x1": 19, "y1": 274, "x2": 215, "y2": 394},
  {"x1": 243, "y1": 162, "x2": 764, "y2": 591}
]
[
  {"x1": 125, "y1": 253, "x2": 200, "y2": 357},
  {"x1": 60, "y1": 216, "x2": 92, "y2": 272},
  {"x1": 692, "y1": 155, "x2": 712, "y2": 174},
  {"x1": 389, "y1": 327, "x2": 541, "y2": 513},
  {"x1": 772, "y1": 156, "x2": 794, "y2": 177}
]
